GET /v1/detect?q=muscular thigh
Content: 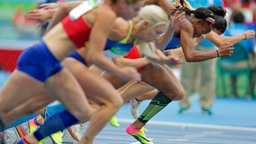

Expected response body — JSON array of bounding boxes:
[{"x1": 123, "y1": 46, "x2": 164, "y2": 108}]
[
  {"x1": 63, "y1": 58, "x2": 120, "y2": 105},
  {"x1": 139, "y1": 63, "x2": 179, "y2": 94}
]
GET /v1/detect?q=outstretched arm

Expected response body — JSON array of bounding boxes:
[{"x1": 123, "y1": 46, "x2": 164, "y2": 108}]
[
  {"x1": 46, "y1": 1, "x2": 83, "y2": 32},
  {"x1": 25, "y1": 1, "x2": 83, "y2": 30},
  {"x1": 206, "y1": 30, "x2": 255, "y2": 47},
  {"x1": 179, "y1": 20, "x2": 233, "y2": 62}
]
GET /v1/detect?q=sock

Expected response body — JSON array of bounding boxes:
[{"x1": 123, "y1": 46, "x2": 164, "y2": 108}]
[
  {"x1": 138, "y1": 92, "x2": 172, "y2": 125},
  {"x1": 33, "y1": 110, "x2": 79, "y2": 141}
]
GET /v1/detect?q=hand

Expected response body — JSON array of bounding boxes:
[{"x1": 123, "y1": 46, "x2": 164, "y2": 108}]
[
  {"x1": 243, "y1": 30, "x2": 255, "y2": 39},
  {"x1": 154, "y1": 49, "x2": 183, "y2": 65},
  {"x1": 169, "y1": 11, "x2": 186, "y2": 30},
  {"x1": 38, "y1": 2, "x2": 60, "y2": 10},
  {"x1": 25, "y1": 9, "x2": 51, "y2": 27},
  {"x1": 25, "y1": 3, "x2": 59, "y2": 27},
  {"x1": 119, "y1": 67, "x2": 141, "y2": 82},
  {"x1": 218, "y1": 42, "x2": 233, "y2": 49},
  {"x1": 217, "y1": 44, "x2": 234, "y2": 57}
]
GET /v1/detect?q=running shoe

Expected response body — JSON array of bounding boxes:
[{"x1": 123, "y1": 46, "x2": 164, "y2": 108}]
[
  {"x1": 70, "y1": 123, "x2": 83, "y2": 140},
  {"x1": 130, "y1": 98, "x2": 141, "y2": 119},
  {"x1": 202, "y1": 107, "x2": 212, "y2": 115},
  {"x1": 178, "y1": 106, "x2": 189, "y2": 114},
  {"x1": 126, "y1": 124, "x2": 153, "y2": 144},
  {"x1": 109, "y1": 114, "x2": 120, "y2": 128}
]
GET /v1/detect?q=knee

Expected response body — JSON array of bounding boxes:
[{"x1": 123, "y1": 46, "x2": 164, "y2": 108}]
[
  {"x1": 165, "y1": 87, "x2": 185, "y2": 101},
  {"x1": 112, "y1": 96, "x2": 123, "y2": 110},
  {"x1": 174, "y1": 88, "x2": 185, "y2": 100},
  {"x1": 72, "y1": 105, "x2": 97, "y2": 122}
]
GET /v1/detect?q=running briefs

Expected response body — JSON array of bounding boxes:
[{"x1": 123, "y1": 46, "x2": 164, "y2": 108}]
[
  {"x1": 68, "y1": 51, "x2": 87, "y2": 65},
  {"x1": 17, "y1": 41, "x2": 63, "y2": 82}
]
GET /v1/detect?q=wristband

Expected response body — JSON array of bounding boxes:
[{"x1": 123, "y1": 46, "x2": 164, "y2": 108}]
[{"x1": 216, "y1": 49, "x2": 220, "y2": 57}]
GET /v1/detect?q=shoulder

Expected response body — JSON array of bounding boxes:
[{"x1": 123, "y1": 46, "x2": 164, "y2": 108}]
[
  {"x1": 180, "y1": 19, "x2": 193, "y2": 34},
  {"x1": 96, "y1": 4, "x2": 116, "y2": 20}
]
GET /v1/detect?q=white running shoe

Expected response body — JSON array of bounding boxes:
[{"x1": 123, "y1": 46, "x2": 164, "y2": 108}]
[
  {"x1": 70, "y1": 123, "x2": 84, "y2": 140},
  {"x1": 130, "y1": 98, "x2": 141, "y2": 119}
]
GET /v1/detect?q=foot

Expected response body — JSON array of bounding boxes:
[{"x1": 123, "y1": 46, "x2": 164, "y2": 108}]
[
  {"x1": 126, "y1": 124, "x2": 153, "y2": 144},
  {"x1": 109, "y1": 114, "x2": 120, "y2": 128},
  {"x1": 202, "y1": 107, "x2": 212, "y2": 115},
  {"x1": 178, "y1": 107, "x2": 189, "y2": 114},
  {"x1": 70, "y1": 123, "x2": 83, "y2": 140},
  {"x1": 130, "y1": 98, "x2": 141, "y2": 119}
]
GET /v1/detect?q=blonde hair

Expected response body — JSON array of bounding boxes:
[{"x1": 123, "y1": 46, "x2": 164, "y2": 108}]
[
  {"x1": 172, "y1": 0, "x2": 194, "y2": 10},
  {"x1": 133, "y1": 5, "x2": 169, "y2": 29}
]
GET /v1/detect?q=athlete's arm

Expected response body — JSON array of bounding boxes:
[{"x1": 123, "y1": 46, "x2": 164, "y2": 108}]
[
  {"x1": 112, "y1": 57, "x2": 150, "y2": 68},
  {"x1": 46, "y1": 1, "x2": 83, "y2": 32},
  {"x1": 206, "y1": 30, "x2": 255, "y2": 47},
  {"x1": 156, "y1": 11, "x2": 186, "y2": 50},
  {"x1": 25, "y1": 1, "x2": 83, "y2": 28},
  {"x1": 179, "y1": 21, "x2": 233, "y2": 62},
  {"x1": 86, "y1": 6, "x2": 140, "y2": 81}
]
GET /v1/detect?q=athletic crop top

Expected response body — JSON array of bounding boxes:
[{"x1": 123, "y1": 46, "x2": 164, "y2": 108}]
[
  {"x1": 62, "y1": 16, "x2": 91, "y2": 48},
  {"x1": 104, "y1": 21, "x2": 138, "y2": 58},
  {"x1": 61, "y1": 1, "x2": 96, "y2": 48}
]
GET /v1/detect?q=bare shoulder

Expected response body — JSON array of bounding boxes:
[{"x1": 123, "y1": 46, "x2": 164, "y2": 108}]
[
  {"x1": 109, "y1": 17, "x2": 129, "y2": 40},
  {"x1": 180, "y1": 19, "x2": 193, "y2": 34},
  {"x1": 96, "y1": 4, "x2": 116, "y2": 21}
]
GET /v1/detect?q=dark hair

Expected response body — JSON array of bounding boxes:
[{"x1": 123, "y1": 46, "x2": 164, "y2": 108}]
[
  {"x1": 213, "y1": 15, "x2": 227, "y2": 34},
  {"x1": 177, "y1": 7, "x2": 215, "y2": 24},
  {"x1": 207, "y1": 6, "x2": 226, "y2": 18},
  {"x1": 232, "y1": 11, "x2": 245, "y2": 23}
]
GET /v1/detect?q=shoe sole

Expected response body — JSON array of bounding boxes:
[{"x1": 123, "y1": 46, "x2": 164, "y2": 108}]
[{"x1": 127, "y1": 132, "x2": 152, "y2": 144}]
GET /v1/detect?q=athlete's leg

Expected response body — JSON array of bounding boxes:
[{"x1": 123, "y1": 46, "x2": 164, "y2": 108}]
[
  {"x1": 63, "y1": 58, "x2": 123, "y2": 144},
  {"x1": 0, "y1": 70, "x2": 44, "y2": 129},
  {"x1": 3, "y1": 91, "x2": 54, "y2": 126},
  {"x1": 130, "y1": 89, "x2": 158, "y2": 119},
  {"x1": 135, "y1": 89, "x2": 158, "y2": 101},
  {"x1": 127, "y1": 63, "x2": 184, "y2": 138},
  {"x1": 21, "y1": 67, "x2": 97, "y2": 143},
  {"x1": 119, "y1": 81, "x2": 154, "y2": 103}
]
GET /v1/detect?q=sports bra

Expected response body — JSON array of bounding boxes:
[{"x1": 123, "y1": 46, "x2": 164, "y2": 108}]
[
  {"x1": 62, "y1": 1, "x2": 97, "y2": 48},
  {"x1": 62, "y1": 16, "x2": 91, "y2": 48},
  {"x1": 104, "y1": 21, "x2": 138, "y2": 58}
]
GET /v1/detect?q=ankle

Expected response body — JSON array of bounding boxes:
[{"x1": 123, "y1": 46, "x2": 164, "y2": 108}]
[{"x1": 132, "y1": 122, "x2": 144, "y2": 130}]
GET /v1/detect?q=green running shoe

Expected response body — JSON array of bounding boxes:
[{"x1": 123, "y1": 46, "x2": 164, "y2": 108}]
[
  {"x1": 109, "y1": 114, "x2": 120, "y2": 128},
  {"x1": 126, "y1": 124, "x2": 153, "y2": 144},
  {"x1": 178, "y1": 107, "x2": 189, "y2": 114},
  {"x1": 202, "y1": 107, "x2": 212, "y2": 115}
]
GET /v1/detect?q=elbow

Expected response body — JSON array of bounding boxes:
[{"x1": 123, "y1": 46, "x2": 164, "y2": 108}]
[{"x1": 184, "y1": 54, "x2": 196, "y2": 62}]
